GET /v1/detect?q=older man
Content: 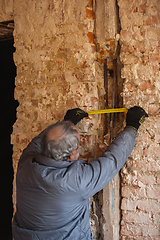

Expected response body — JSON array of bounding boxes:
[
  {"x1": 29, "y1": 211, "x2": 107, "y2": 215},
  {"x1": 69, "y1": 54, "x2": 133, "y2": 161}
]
[{"x1": 13, "y1": 106, "x2": 148, "y2": 240}]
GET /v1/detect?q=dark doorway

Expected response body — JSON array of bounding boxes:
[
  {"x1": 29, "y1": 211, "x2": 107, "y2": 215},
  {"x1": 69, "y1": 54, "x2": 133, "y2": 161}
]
[{"x1": 0, "y1": 39, "x2": 18, "y2": 240}]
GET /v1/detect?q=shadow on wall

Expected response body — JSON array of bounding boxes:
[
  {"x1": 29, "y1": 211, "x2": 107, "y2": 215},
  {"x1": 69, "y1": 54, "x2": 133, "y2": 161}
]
[{"x1": 0, "y1": 39, "x2": 18, "y2": 240}]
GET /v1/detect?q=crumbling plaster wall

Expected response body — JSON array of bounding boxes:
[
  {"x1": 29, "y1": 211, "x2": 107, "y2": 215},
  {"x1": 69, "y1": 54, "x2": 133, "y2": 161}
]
[
  {"x1": 118, "y1": 0, "x2": 160, "y2": 239},
  {"x1": 11, "y1": 0, "x2": 102, "y2": 221}
]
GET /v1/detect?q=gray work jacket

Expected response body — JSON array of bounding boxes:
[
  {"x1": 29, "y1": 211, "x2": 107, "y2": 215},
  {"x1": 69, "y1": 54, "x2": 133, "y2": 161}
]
[{"x1": 12, "y1": 127, "x2": 137, "y2": 240}]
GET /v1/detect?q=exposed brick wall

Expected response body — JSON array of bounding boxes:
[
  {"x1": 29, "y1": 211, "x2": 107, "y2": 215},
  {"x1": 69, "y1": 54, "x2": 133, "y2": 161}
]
[
  {"x1": 118, "y1": 0, "x2": 160, "y2": 239},
  {"x1": 11, "y1": 0, "x2": 102, "y2": 213},
  {"x1": 1, "y1": 0, "x2": 159, "y2": 239}
]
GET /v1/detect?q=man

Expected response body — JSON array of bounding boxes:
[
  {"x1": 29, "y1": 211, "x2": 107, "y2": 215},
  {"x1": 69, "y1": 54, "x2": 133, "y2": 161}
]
[{"x1": 12, "y1": 106, "x2": 148, "y2": 240}]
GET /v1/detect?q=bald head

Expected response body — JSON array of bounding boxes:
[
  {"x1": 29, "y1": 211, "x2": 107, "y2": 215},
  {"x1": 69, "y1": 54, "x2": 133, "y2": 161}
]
[
  {"x1": 47, "y1": 125, "x2": 64, "y2": 142},
  {"x1": 40, "y1": 121, "x2": 80, "y2": 161}
]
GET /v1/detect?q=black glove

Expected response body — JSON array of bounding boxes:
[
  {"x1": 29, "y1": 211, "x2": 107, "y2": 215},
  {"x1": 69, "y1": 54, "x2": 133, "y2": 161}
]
[
  {"x1": 126, "y1": 106, "x2": 148, "y2": 131},
  {"x1": 64, "y1": 108, "x2": 88, "y2": 125}
]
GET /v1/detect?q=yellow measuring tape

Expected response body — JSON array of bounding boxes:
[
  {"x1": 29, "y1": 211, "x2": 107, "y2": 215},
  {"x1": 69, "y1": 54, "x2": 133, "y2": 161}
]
[{"x1": 87, "y1": 108, "x2": 128, "y2": 115}]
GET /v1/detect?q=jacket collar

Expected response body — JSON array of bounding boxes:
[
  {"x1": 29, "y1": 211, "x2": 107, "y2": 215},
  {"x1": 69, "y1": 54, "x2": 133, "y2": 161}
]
[{"x1": 34, "y1": 152, "x2": 73, "y2": 169}]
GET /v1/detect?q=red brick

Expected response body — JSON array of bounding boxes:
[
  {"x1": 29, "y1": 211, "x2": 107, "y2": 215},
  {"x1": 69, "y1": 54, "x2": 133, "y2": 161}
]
[
  {"x1": 120, "y1": 30, "x2": 132, "y2": 42},
  {"x1": 137, "y1": 174, "x2": 156, "y2": 185},
  {"x1": 137, "y1": 199, "x2": 160, "y2": 212},
  {"x1": 146, "y1": 185, "x2": 160, "y2": 199},
  {"x1": 138, "y1": 4, "x2": 147, "y2": 13},
  {"x1": 121, "y1": 44, "x2": 134, "y2": 54},
  {"x1": 133, "y1": 160, "x2": 159, "y2": 172},
  {"x1": 148, "y1": 104, "x2": 160, "y2": 115},
  {"x1": 153, "y1": 213, "x2": 160, "y2": 225},
  {"x1": 119, "y1": 5, "x2": 132, "y2": 16},
  {"x1": 157, "y1": 174, "x2": 160, "y2": 184},
  {"x1": 121, "y1": 199, "x2": 136, "y2": 211},
  {"x1": 122, "y1": 54, "x2": 139, "y2": 65},
  {"x1": 133, "y1": 41, "x2": 146, "y2": 53},
  {"x1": 146, "y1": 28, "x2": 160, "y2": 40},
  {"x1": 143, "y1": 144, "x2": 160, "y2": 159},
  {"x1": 123, "y1": 82, "x2": 137, "y2": 92},
  {"x1": 143, "y1": 15, "x2": 159, "y2": 26},
  {"x1": 142, "y1": 225, "x2": 160, "y2": 237},
  {"x1": 122, "y1": 186, "x2": 146, "y2": 198},
  {"x1": 134, "y1": 159, "x2": 149, "y2": 172},
  {"x1": 123, "y1": 211, "x2": 152, "y2": 224},
  {"x1": 149, "y1": 53, "x2": 160, "y2": 64},
  {"x1": 138, "y1": 80, "x2": 154, "y2": 91},
  {"x1": 121, "y1": 224, "x2": 143, "y2": 236}
]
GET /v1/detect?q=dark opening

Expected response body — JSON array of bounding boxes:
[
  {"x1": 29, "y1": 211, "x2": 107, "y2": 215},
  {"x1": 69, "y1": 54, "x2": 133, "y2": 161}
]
[{"x1": 0, "y1": 39, "x2": 18, "y2": 240}]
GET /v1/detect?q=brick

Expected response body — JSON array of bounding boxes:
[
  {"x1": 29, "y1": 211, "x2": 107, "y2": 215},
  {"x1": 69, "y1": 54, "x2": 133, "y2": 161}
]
[
  {"x1": 133, "y1": 41, "x2": 146, "y2": 53},
  {"x1": 136, "y1": 199, "x2": 160, "y2": 212},
  {"x1": 121, "y1": 224, "x2": 143, "y2": 236},
  {"x1": 153, "y1": 213, "x2": 160, "y2": 225},
  {"x1": 138, "y1": 3, "x2": 147, "y2": 13},
  {"x1": 146, "y1": 185, "x2": 160, "y2": 199},
  {"x1": 142, "y1": 225, "x2": 160, "y2": 237},
  {"x1": 138, "y1": 80, "x2": 155, "y2": 91},
  {"x1": 120, "y1": 30, "x2": 132, "y2": 43},
  {"x1": 148, "y1": 104, "x2": 160, "y2": 116},
  {"x1": 146, "y1": 27, "x2": 160, "y2": 40},
  {"x1": 134, "y1": 159, "x2": 160, "y2": 172},
  {"x1": 122, "y1": 54, "x2": 139, "y2": 65},
  {"x1": 121, "y1": 44, "x2": 134, "y2": 54},
  {"x1": 123, "y1": 211, "x2": 152, "y2": 224},
  {"x1": 143, "y1": 15, "x2": 159, "y2": 26},
  {"x1": 143, "y1": 144, "x2": 160, "y2": 160},
  {"x1": 149, "y1": 53, "x2": 160, "y2": 64},
  {"x1": 122, "y1": 198, "x2": 160, "y2": 213},
  {"x1": 122, "y1": 186, "x2": 146, "y2": 198},
  {"x1": 157, "y1": 174, "x2": 160, "y2": 184},
  {"x1": 137, "y1": 174, "x2": 156, "y2": 185},
  {"x1": 123, "y1": 82, "x2": 137, "y2": 92},
  {"x1": 121, "y1": 66, "x2": 132, "y2": 79},
  {"x1": 119, "y1": 5, "x2": 132, "y2": 16},
  {"x1": 121, "y1": 198, "x2": 136, "y2": 211}
]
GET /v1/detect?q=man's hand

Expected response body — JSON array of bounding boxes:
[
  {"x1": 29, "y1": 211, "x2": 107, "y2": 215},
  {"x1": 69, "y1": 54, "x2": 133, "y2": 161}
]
[
  {"x1": 64, "y1": 108, "x2": 88, "y2": 125},
  {"x1": 126, "y1": 106, "x2": 148, "y2": 131}
]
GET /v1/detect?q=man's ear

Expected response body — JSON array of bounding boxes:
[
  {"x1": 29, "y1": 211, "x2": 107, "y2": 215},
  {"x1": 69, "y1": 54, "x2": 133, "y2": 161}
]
[{"x1": 67, "y1": 150, "x2": 77, "y2": 162}]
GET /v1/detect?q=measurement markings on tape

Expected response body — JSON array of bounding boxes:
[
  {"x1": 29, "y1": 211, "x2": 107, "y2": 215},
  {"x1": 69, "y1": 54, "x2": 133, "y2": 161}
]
[{"x1": 87, "y1": 108, "x2": 128, "y2": 115}]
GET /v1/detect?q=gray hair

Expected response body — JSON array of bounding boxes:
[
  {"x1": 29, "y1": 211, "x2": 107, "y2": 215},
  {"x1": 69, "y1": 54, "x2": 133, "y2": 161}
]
[{"x1": 40, "y1": 121, "x2": 79, "y2": 161}]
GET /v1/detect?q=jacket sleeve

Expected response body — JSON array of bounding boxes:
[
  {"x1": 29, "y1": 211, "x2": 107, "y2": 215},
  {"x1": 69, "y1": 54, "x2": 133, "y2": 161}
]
[{"x1": 78, "y1": 127, "x2": 137, "y2": 199}]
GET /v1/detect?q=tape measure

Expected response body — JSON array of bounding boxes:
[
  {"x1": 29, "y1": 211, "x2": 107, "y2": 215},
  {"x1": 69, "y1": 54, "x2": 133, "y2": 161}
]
[{"x1": 87, "y1": 108, "x2": 128, "y2": 115}]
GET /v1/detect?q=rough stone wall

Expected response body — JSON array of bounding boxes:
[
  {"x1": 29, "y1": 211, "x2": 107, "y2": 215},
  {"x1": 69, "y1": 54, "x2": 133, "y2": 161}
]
[
  {"x1": 118, "y1": 0, "x2": 160, "y2": 239},
  {"x1": 0, "y1": 0, "x2": 13, "y2": 22}
]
